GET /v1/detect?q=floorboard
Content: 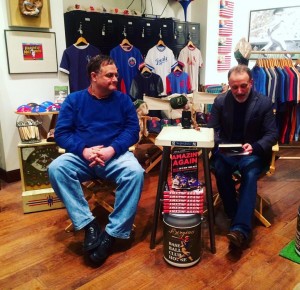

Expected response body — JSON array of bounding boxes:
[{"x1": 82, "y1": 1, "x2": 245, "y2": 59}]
[{"x1": 0, "y1": 147, "x2": 300, "y2": 289}]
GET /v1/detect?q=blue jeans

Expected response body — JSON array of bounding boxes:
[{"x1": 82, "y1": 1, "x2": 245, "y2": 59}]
[
  {"x1": 212, "y1": 153, "x2": 264, "y2": 238},
  {"x1": 48, "y1": 151, "x2": 144, "y2": 239}
]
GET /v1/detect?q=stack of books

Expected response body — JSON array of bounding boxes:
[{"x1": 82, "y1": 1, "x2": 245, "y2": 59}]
[
  {"x1": 162, "y1": 189, "x2": 204, "y2": 214},
  {"x1": 162, "y1": 148, "x2": 204, "y2": 214}
]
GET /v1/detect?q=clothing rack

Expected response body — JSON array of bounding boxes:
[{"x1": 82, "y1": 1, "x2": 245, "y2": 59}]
[
  {"x1": 251, "y1": 50, "x2": 300, "y2": 156},
  {"x1": 251, "y1": 50, "x2": 300, "y2": 55}
]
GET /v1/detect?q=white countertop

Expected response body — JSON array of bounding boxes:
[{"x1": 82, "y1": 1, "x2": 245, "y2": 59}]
[{"x1": 155, "y1": 126, "x2": 214, "y2": 148}]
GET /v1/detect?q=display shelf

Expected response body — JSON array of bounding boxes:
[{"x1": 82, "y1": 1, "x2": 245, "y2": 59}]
[{"x1": 15, "y1": 111, "x2": 59, "y2": 116}]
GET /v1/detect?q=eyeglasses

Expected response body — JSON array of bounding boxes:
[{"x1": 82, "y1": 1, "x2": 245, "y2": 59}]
[{"x1": 104, "y1": 73, "x2": 119, "y2": 79}]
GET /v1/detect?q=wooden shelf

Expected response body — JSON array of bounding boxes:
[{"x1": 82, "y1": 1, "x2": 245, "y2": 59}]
[{"x1": 15, "y1": 111, "x2": 59, "y2": 116}]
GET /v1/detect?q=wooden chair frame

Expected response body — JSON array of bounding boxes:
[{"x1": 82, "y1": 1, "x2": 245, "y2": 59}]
[
  {"x1": 140, "y1": 116, "x2": 163, "y2": 173},
  {"x1": 64, "y1": 179, "x2": 117, "y2": 232}
]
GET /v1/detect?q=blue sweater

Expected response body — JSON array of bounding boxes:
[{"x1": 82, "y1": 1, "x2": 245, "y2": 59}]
[{"x1": 54, "y1": 89, "x2": 139, "y2": 158}]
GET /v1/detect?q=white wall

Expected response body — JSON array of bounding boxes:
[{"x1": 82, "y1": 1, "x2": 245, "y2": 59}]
[
  {"x1": 0, "y1": 1, "x2": 67, "y2": 172},
  {"x1": 1, "y1": 0, "x2": 298, "y2": 174},
  {"x1": 0, "y1": 0, "x2": 190, "y2": 173}
]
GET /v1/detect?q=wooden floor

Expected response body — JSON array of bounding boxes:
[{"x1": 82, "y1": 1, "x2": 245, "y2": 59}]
[{"x1": 0, "y1": 147, "x2": 300, "y2": 290}]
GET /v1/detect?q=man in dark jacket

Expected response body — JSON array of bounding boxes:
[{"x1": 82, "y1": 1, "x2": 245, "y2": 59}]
[{"x1": 208, "y1": 65, "x2": 278, "y2": 249}]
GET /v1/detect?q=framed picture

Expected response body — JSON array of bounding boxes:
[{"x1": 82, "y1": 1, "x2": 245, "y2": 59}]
[
  {"x1": 248, "y1": 6, "x2": 300, "y2": 59},
  {"x1": 4, "y1": 30, "x2": 58, "y2": 74},
  {"x1": 7, "y1": 0, "x2": 52, "y2": 28}
]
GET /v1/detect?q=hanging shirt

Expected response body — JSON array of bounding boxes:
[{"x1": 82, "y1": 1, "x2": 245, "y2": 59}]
[
  {"x1": 60, "y1": 44, "x2": 100, "y2": 93},
  {"x1": 268, "y1": 68, "x2": 278, "y2": 105},
  {"x1": 145, "y1": 45, "x2": 177, "y2": 94},
  {"x1": 110, "y1": 45, "x2": 143, "y2": 94},
  {"x1": 166, "y1": 71, "x2": 192, "y2": 94},
  {"x1": 251, "y1": 66, "x2": 267, "y2": 96},
  {"x1": 130, "y1": 71, "x2": 163, "y2": 100},
  {"x1": 178, "y1": 46, "x2": 203, "y2": 91},
  {"x1": 274, "y1": 66, "x2": 286, "y2": 103}
]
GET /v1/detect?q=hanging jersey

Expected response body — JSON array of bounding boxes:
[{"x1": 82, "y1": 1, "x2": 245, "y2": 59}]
[
  {"x1": 145, "y1": 45, "x2": 177, "y2": 94},
  {"x1": 110, "y1": 45, "x2": 143, "y2": 94},
  {"x1": 166, "y1": 71, "x2": 192, "y2": 94},
  {"x1": 178, "y1": 46, "x2": 203, "y2": 91},
  {"x1": 130, "y1": 72, "x2": 164, "y2": 100},
  {"x1": 60, "y1": 44, "x2": 100, "y2": 93}
]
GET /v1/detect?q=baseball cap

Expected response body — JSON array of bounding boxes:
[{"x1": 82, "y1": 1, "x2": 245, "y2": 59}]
[
  {"x1": 67, "y1": 4, "x2": 86, "y2": 12},
  {"x1": 47, "y1": 103, "x2": 61, "y2": 112},
  {"x1": 17, "y1": 105, "x2": 32, "y2": 113},
  {"x1": 31, "y1": 105, "x2": 47, "y2": 113},
  {"x1": 27, "y1": 102, "x2": 39, "y2": 107},
  {"x1": 41, "y1": 101, "x2": 54, "y2": 108},
  {"x1": 87, "y1": 6, "x2": 102, "y2": 12}
]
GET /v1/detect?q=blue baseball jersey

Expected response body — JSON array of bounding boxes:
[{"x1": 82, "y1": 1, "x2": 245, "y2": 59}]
[
  {"x1": 60, "y1": 44, "x2": 100, "y2": 93},
  {"x1": 166, "y1": 71, "x2": 192, "y2": 94},
  {"x1": 110, "y1": 45, "x2": 143, "y2": 94}
]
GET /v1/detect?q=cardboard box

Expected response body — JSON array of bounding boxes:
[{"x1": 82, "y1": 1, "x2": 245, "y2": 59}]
[{"x1": 22, "y1": 188, "x2": 64, "y2": 213}]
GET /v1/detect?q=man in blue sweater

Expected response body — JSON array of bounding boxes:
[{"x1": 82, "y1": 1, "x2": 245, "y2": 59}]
[
  {"x1": 48, "y1": 55, "x2": 144, "y2": 266},
  {"x1": 208, "y1": 65, "x2": 277, "y2": 250}
]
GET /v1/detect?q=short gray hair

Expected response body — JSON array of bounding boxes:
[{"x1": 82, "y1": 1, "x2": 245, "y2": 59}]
[{"x1": 227, "y1": 65, "x2": 252, "y2": 81}]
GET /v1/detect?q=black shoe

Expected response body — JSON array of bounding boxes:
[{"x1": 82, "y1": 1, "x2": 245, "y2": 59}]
[
  {"x1": 83, "y1": 219, "x2": 102, "y2": 252},
  {"x1": 89, "y1": 231, "x2": 115, "y2": 265},
  {"x1": 227, "y1": 230, "x2": 248, "y2": 248}
]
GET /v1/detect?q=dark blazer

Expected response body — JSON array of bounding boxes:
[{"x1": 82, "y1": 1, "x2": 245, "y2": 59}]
[{"x1": 207, "y1": 89, "x2": 278, "y2": 162}]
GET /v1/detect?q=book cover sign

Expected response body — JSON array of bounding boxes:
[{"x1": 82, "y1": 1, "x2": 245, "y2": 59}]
[
  {"x1": 171, "y1": 148, "x2": 201, "y2": 190},
  {"x1": 23, "y1": 43, "x2": 43, "y2": 60},
  {"x1": 54, "y1": 86, "x2": 68, "y2": 104}
]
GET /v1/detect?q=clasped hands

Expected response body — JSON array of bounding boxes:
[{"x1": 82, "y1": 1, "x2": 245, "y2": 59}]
[{"x1": 83, "y1": 145, "x2": 115, "y2": 167}]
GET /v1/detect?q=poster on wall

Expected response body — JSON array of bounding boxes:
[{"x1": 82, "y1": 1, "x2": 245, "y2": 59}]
[
  {"x1": 22, "y1": 43, "x2": 43, "y2": 60},
  {"x1": 217, "y1": 0, "x2": 234, "y2": 71},
  {"x1": 219, "y1": 0, "x2": 234, "y2": 18},
  {"x1": 248, "y1": 6, "x2": 300, "y2": 59},
  {"x1": 4, "y1": 30, "x2": 58, "y2": 74},
  {"x1": 218, "y1": 37, "x2": 232, "y2": 54},
  {"x1": 218, "y1": 20, "x2": 233, "y2": 36},
  {"x1": 217, "y1": 55, "x2": 231, "y2": 70}
]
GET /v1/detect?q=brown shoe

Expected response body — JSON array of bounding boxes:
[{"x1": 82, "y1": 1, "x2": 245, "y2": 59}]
[{"x1": 227, "y1": 230, "x2": 247, "y2": 248}]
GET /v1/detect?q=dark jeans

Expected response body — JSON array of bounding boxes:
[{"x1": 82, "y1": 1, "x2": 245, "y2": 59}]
[{"x1": 212, "y1": 152, "x2": 264, "y2": 238}]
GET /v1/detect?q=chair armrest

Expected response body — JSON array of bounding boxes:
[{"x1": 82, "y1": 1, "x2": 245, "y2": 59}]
[{"x1": 272, "y1": 143, "x2": 279, "y2": 152}]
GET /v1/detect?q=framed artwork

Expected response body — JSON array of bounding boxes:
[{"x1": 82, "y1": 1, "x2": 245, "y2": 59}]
[
  {"x1": 4, "y1": 30, "x2": 58, "y2": 74},
  {"x1": 7, "y1": 0, "x2": 52, "y2": 29},
  {"x1": 248, "y1": 6, "x2": 300, "y2": 59}
]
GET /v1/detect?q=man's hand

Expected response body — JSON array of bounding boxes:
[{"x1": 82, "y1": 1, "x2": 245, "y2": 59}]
[
  {"x1": 83, "y1": 146, "x2": 115, "y2": 167},
  {"x1": 242, "y1": 143, "x2": 253, "y2": 154}
]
